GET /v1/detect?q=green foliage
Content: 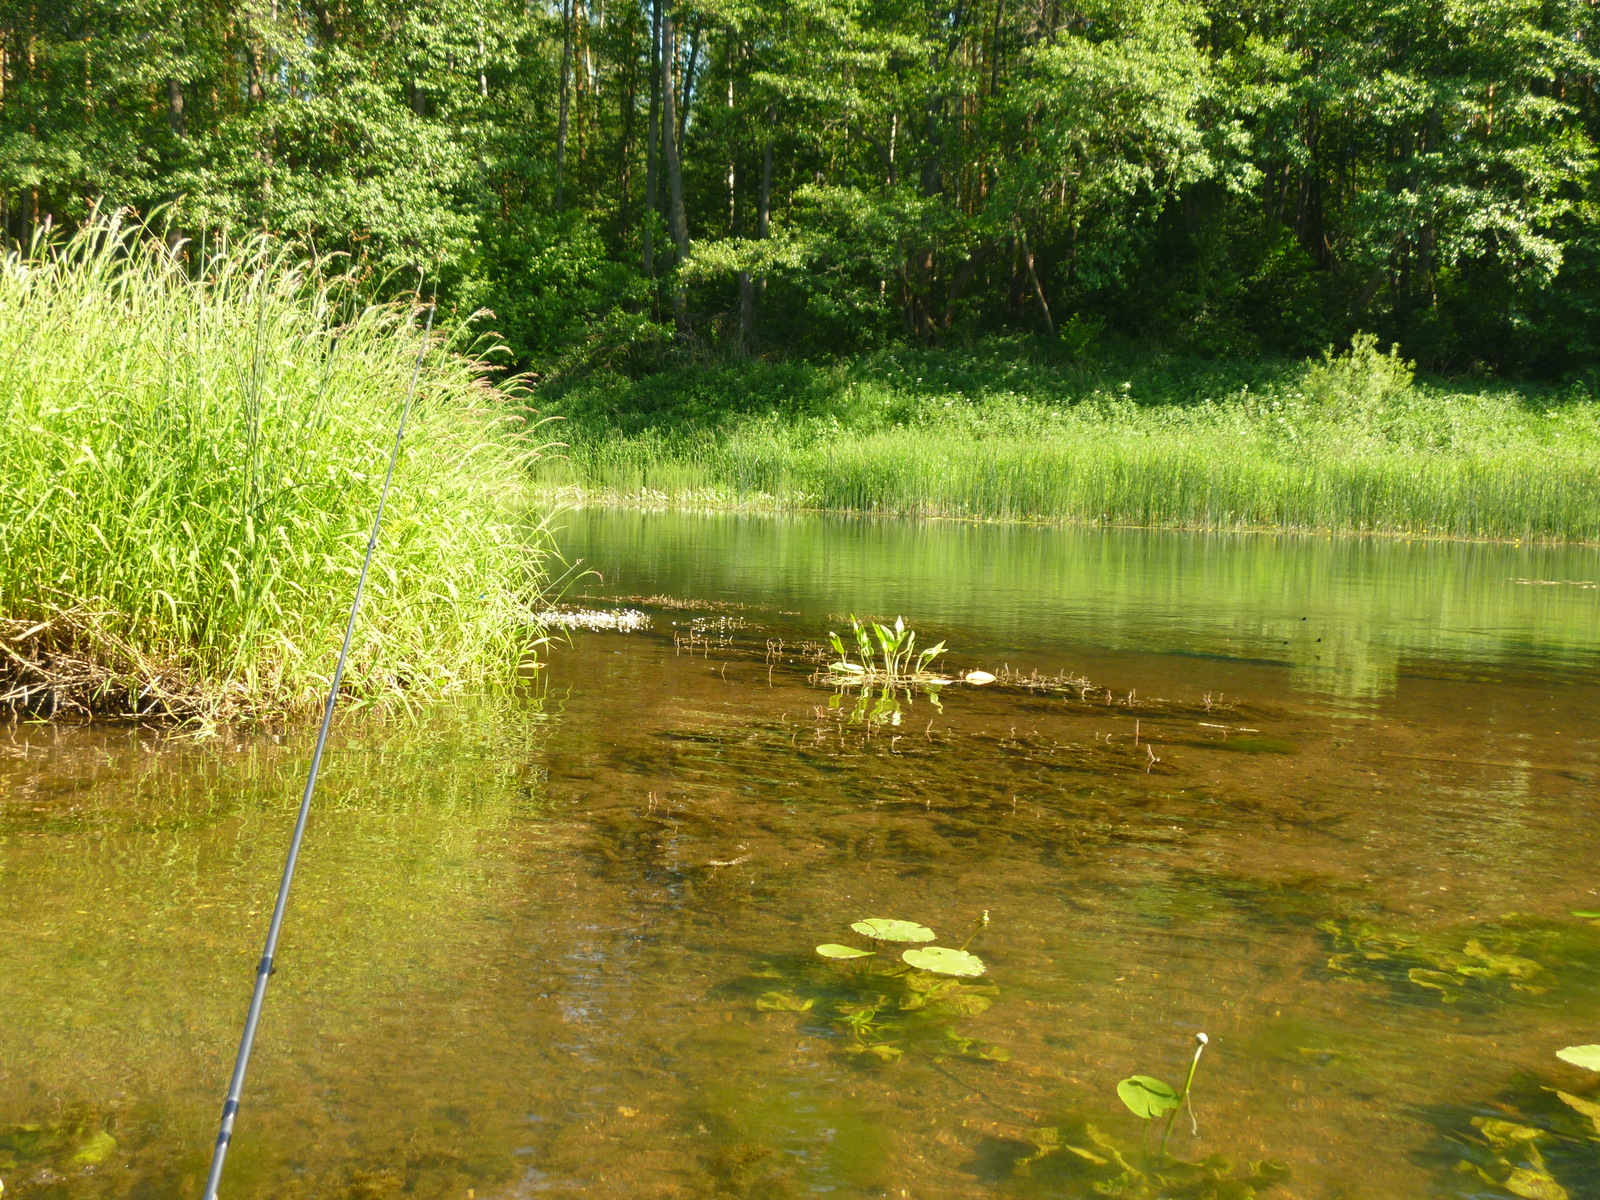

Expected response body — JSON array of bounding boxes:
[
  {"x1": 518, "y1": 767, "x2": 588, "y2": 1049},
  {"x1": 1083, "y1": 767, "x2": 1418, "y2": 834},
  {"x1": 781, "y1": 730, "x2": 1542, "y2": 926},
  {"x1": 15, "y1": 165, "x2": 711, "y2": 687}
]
[
  {"x1": 779, "y1": 914, "x2": 1001, "y2": 1064},
  {"x1": 1558, "y1": 1046, "x2": 1600, "y2": 1072},
  {"x1": 1117, "y1": 1075, "x2": 1182, "y2": 1120},
  {"x1": 533, "y1": 347, "x2": 1600, "y2": 540},
  {"x1": 0, "y1": 1104, "x2": 118, "y2": 1178},
  {"x1": 849, "y1": 917, "x2": 934, "y2": 943},
  {"x1": 0, "y1": 218, "x2": 546, "y2": 720},
  {"x1": 1017, "y1": 1118, "x2": 1290, "y2": 1197},
  {"x1": 900, "y1": 946, "x2": 985, "y2": 977},
  {"x1": 5, "y1": 0, "x2": 1600, "y2": 369},
  {"x1": 1316, "y1": 917, "x2": 1600, "y2": 1005},
  {"x1": 815, "y1": 943, "x2": 875, "y2": 960},
  {"x1": 827, "y1": 616, "x2": 946, "y2": 685}
]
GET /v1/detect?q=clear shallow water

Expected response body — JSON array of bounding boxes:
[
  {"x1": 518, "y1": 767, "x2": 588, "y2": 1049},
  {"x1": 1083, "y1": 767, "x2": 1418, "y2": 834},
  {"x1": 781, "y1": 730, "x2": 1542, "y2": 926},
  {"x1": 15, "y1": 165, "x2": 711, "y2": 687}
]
[{"x1": 4, "y1": 511, "x2": 1600, "y2": 1200}]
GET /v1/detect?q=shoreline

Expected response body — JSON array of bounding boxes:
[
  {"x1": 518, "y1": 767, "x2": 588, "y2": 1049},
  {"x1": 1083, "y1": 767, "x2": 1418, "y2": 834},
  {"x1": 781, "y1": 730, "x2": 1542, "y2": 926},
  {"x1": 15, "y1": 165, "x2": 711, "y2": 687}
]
[{"x1": 532, "y1": 487, "x2": 1600, "y2": 550}]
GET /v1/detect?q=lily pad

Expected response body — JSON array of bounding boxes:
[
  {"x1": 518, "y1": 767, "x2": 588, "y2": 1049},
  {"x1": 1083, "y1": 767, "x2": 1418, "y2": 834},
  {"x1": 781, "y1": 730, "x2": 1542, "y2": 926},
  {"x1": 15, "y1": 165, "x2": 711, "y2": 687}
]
[
  {"x1": 815, "y1": 943, "x2": 874, "y2": 960},
  {"x1": 964, "y1": 670, "x2": 996, "y2": 684},
  {"x1": 1557, "y1": 1045, "x2": 1600, "y2": 1071},
  {"x1": 830, "y1": 661, "x2": 866, "y2": 673},
  {"x1": 1117, "y1": 1075, "x2": 1182, "y2": 1119},
  {"x1": 902, "y1": 946, "x2": 985, "y2": 977},
  {"x1": 851, "y1": 918, "x2": 935, "y2": 943},
  {"x1": 1571, "y1": 911, "x2": 1600, "y2": 919}
]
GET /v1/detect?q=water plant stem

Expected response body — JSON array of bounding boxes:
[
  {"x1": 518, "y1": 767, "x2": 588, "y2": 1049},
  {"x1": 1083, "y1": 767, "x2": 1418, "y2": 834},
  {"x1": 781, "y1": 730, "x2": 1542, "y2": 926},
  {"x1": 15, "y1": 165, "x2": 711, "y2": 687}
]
[
  {"x1": 1161, "y1": 1032, "x2": 1209, "y2": 1158},
  {"x1": 200, "y1": 306, "x2": 435, "y2": 1200}
]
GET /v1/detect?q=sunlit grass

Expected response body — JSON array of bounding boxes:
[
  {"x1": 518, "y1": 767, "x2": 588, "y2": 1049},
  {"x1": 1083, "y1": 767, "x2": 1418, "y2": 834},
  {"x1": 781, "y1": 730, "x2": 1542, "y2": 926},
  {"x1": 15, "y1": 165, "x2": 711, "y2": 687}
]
[
  {"x1": 0, "y1": 216, "x2": 547, "y2": 721},
  {"x1": 532, "y1": 342, "x2": 1600, "y2": 541}
]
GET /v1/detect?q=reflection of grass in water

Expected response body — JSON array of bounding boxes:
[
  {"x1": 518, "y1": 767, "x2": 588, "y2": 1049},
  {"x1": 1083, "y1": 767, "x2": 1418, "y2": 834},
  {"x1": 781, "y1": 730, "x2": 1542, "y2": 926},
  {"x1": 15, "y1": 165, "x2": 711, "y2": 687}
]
[
  {"x1": 0, "y1": 698, "x2": 560, "y2": 1198},
  {"x1": 558, "y1": 506, "x2": 1600, "y2": 700}
]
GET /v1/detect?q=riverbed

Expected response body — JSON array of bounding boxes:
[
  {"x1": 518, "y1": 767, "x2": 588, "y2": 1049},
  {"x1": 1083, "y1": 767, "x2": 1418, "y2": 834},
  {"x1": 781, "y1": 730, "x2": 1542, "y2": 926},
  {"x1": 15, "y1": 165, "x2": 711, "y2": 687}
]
[{"x1": 4, "y1": 511, "x2": 1599, "y2": 1199}]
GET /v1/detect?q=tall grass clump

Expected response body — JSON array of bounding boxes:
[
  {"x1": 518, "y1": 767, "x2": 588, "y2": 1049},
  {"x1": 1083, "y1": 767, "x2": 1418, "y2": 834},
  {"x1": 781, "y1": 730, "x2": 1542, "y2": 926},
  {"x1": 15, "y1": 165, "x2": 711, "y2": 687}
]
[
  {"x1": 532, "y1": 337, "x2": 1600, "y2": 542},
  {"x1": 0, "y1": 216, "x2": 544, "y2": 722}
]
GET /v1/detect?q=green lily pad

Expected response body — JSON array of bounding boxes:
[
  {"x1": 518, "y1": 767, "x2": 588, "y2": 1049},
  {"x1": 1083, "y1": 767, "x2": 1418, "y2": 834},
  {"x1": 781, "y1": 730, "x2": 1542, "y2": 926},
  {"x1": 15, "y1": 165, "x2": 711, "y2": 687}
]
[
  {"x1": 1572, "y1": 910, "x2": 1600, "y2": 920},
  {"x1": 1556, "y1": 1044, "x2": 1600, "y2": 1071},
  {"x1": 816, "y1": 943, "x2": 874, "y2": 960},
  {"x1": 1117, "y1": 1075, "x2": 1182, "y2": 1119},
  {"x1": 902, "y1": 946, "x2": 985, "y2": 976},
  {"x1": 851, "y1": 918, "x2": 934, "y2": 943}
]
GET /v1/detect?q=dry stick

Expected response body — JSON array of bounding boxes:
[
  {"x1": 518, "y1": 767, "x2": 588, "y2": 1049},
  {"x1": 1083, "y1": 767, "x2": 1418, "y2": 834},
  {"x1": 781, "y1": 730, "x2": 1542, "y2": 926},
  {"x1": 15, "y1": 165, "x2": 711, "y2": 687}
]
[{"x1": 200, "y1": 303, "x2": 436, "y2": 1200}]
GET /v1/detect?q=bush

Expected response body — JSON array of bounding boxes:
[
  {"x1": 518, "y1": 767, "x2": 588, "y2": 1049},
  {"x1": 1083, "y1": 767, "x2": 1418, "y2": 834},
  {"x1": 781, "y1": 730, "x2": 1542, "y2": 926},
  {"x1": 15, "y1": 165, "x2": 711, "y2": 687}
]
[{"x1": 0, "y1": 217, "x2": 547, "y2": 722}]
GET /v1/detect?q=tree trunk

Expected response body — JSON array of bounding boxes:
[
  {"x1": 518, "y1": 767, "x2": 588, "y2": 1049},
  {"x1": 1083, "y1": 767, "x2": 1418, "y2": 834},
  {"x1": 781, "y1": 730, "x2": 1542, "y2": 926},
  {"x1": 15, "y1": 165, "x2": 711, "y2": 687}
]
[
  {"x1": 166, "y1": 76, "x2": 185, "y2": 136},
  {"x1": 642, "y1": 0, "x2": 661, "y2": 275},
  {"x1": 738, "y1": 111, "x2": 773, "y2": 343},
  {"x1": 677, "y1": 21, "x2": 701, "y2": 149},
  {"x1": 1018, "y1": 228, "x2": 1054, "y2": 334},
  {"x1": 661, "y1": 8, "x2": 689, "y2": 260},
  {"x1": 617, "y1": 18, "x2": 638, "y2": 241},
  {"x1": 661, "y1": 7, "x2": 691, "y2": 331},
  {"x1": 554, "y1": 0, "x2": 574, "y2": 211}
]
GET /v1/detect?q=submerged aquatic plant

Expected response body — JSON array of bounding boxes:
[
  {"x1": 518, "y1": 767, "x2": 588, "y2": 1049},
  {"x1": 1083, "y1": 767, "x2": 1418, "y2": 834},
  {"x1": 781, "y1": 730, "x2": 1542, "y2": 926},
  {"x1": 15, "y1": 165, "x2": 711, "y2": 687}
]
[
  {"x1": 0, "y1": 1104, "x2": 119, "y2": 1187},
  {"x1": 1315, "y1": 916, "x2": 1600, "y2": 1006},
  {"x1": 746, "y1": 913, "x2": 1004, "y2": 1066},
  {"x1": 1018, "y1": 1031, "x2": 1290, "y2": 1195}
]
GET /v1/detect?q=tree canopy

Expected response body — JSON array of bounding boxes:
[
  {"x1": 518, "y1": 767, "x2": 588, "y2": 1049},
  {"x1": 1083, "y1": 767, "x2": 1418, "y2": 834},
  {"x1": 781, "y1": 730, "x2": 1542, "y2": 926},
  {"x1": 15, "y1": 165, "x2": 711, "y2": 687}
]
[{"x1": 3, "y1": 0, "x2": 1597, "y2": 372}]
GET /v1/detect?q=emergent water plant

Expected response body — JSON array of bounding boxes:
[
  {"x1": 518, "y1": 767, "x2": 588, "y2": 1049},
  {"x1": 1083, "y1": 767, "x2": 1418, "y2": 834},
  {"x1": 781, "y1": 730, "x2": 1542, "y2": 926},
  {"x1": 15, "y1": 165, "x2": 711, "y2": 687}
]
[
  {"x1": 827, "y1": 616, "x2": 947, "y2": 687},
  {"x1": 1119, "y1": 1032, "x2": 1209, "y2": 1157},
  {"x1": 1018, "y1": 1037, "x2": 1287, "y2": 1200}
]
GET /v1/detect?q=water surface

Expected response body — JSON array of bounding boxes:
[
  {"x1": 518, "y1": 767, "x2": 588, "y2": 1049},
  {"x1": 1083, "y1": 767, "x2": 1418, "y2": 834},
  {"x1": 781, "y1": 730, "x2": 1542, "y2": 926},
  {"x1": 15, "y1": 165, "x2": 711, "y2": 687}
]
[{"x1": 4, "y1": 511, "x2": 1599, "y2": 1199}]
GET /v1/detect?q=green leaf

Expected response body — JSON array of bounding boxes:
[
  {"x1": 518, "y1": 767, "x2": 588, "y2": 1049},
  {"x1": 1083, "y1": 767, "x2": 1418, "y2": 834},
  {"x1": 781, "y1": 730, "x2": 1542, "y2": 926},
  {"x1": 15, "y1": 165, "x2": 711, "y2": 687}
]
[
  {"x1": 1557, "y1": 1045, "x2": 1600, "y2": 1071},
  {"x1": 1571, "y1": 911, "x2": 1600, "y2": 920},
  {"x1": 1555, "y1": 1090, "x2": 1600, "y2": 1135},
  {"x1": 816, "y1": 943, "x2": 874, "y2": 960},
  {"x1": 1117, "y1": 1075, "x2": 1182, "y2": 1119},
  {"x1": 851, "y1": 918, "x2": 934, "y2": 942},
  {"x1": 830, "y1": 661, "x2": 866, "y2": 673},
  {"x1": 1502, "y1": 1166, "x2": 1569, "y2": 1200},
  {"x1": 902, "y1": 946, "x2": 985, "y2": 976}
]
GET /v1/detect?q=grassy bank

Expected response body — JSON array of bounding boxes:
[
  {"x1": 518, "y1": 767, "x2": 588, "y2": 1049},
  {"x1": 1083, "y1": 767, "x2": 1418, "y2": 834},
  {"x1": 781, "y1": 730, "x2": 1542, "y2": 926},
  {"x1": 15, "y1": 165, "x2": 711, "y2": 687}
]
[
  {"x1": 0, "y1": 220, "x2": 545, "y2": 722},
  {"x1": 529, "y1": 338, "x2": 1600, "y2": 542}
]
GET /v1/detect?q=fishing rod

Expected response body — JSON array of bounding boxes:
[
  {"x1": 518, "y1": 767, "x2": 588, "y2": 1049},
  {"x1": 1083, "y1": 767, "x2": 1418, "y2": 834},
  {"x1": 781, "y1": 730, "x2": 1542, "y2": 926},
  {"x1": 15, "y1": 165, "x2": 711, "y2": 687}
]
[{"x1": 200, "y1": 300, "x2": 437, "y2": 1200}]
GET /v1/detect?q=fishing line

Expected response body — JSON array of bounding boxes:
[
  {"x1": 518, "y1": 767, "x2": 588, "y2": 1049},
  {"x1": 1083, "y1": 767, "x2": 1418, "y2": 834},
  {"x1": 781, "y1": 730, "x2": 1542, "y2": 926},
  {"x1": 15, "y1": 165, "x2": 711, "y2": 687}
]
[{"x1": 201, "y1": 300, "x2": 437, "y2": 1200}]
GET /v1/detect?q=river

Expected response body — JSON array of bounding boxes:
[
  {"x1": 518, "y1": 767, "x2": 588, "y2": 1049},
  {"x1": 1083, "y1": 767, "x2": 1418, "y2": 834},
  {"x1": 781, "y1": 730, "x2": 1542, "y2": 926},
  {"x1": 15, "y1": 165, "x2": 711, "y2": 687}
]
[{"x1": 4, "y1": 510, "x2": 1599, "y2": 1199}]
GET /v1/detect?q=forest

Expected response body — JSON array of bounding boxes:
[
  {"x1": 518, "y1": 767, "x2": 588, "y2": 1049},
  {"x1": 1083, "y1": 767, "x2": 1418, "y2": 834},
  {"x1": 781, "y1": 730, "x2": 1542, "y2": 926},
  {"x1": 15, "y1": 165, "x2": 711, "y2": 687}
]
[{"x1": 3, "y1": 0, "x2": 1599, "y2": 377}]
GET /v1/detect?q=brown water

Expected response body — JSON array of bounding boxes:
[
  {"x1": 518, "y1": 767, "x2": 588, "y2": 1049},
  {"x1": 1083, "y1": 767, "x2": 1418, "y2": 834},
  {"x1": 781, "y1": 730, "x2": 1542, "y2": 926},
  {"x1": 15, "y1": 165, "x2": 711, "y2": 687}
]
[{"x1": 4, "y1": 511, "x2": 1600, "y2": 1200}]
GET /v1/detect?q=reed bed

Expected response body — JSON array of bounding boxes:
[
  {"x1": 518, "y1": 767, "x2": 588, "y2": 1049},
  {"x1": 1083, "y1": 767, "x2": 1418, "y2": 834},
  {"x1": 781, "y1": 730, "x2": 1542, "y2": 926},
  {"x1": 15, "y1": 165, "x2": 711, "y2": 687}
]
[
  {"x1": 533, "y1": 353, "x2": 1600, "y2": 542},
  {"x1": 0, "y1": 218, "x2": 545, "y2": 722}
]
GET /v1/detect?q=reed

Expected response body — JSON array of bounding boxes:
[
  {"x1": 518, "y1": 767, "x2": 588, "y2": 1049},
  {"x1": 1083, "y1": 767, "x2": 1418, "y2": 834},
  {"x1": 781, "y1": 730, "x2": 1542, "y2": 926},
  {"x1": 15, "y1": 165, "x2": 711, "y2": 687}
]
[
  {"x1": 532, "y1": 345, "x2": 1600, "y2": 542},
  {"x1": 0, "y1": 216, "x2": 546, "y2": 721}
]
